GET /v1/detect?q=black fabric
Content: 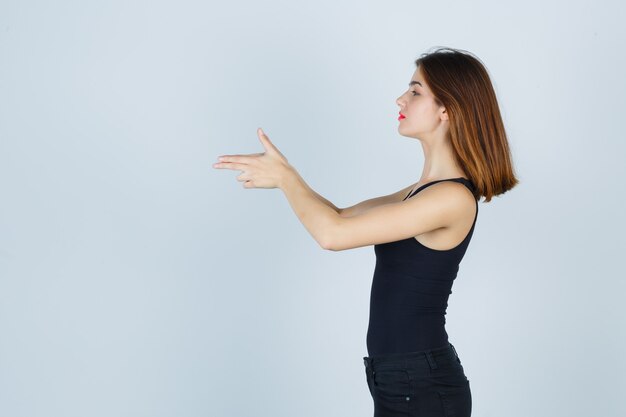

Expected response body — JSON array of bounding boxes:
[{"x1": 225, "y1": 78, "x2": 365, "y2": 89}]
[
  {"x1": 366, "y1": 178, "x2": 478, "y2": 356},
  {"x1": 363, "y1": 342, "x2": 472, "y2": 417}
]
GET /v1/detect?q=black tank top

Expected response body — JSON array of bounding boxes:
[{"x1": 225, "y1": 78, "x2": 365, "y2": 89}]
[{"x1": 366, "y1": 177, "x2": 478, "y2": 356}]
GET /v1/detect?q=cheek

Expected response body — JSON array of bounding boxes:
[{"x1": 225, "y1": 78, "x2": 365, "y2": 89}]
[
  {"x1": 407, "y1": 103, "x2": 426, "y2": 118},
  {"x1": 403, "y1": 104, "x2": 437, "y2": 129},
  {"x1": 411, "y1": 102, "x2": 438, "y2": 120}
]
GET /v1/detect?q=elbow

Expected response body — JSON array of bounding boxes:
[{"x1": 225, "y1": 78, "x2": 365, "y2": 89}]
[
  {"x1": 321, "y1": 236, "x2": 344, "y2": 251},
  {"x1": 320, "y1": 230, "x2": 337, "y2": 251},
  {"x1": 320, "y1": 238, "x2": 334, "y2": 251}
]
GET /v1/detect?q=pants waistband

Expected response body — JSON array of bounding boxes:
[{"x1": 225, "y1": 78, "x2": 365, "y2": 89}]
[{"x1": 363, "y1": 342, "x2": 460, "y2": 371}]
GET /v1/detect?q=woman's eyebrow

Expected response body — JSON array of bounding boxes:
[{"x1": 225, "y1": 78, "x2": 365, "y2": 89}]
[{"x1": 408, "y1": 80, "x2": 423, "y2": 87}]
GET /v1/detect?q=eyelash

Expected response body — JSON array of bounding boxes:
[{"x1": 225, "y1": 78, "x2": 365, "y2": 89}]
[{"x1": 411, "y1": 91, "x2": 419, "y2": 96}]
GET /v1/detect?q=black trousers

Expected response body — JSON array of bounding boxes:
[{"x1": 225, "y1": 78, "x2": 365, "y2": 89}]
[{"x1": 363, "y1": 343, "x2": 471, "y2": 417}]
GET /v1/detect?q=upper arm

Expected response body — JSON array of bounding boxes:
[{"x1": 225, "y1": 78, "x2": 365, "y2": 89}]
[
  {"x1": 326, "y1": 182, "x2": 472, "y2": 251},
  {"x1": 338, "y1": 183, "x2": 416, "y2": 218}
]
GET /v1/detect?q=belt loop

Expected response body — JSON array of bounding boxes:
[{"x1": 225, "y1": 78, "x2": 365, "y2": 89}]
[
  {"x1": 450, "y1": 343, "x2": 458, "y2": 357},
  {"x1": 363, "y1": 357, "x2": 376, "y2": 383},
  {"x1": 425, "y1": 351, "x2": 438, "y2": 370},
  {"x1": 449, "y1": 343, "x2": 461, "y2": 363}
]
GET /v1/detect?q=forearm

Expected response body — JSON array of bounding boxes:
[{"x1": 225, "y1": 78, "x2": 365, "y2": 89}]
[
  {"x1": 280, "y1": 166, "x2": 340, "y2": 249},
  {"x1": 310, "y1": 189, "x2": 341, "y2": 214}
]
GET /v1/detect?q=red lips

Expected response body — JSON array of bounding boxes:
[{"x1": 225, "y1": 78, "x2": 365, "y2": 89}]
[{"x1": 398, "y1": 112, "x2": 406, "y2": 120}]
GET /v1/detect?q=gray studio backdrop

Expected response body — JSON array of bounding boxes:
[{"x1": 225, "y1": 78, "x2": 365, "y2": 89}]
[{"x1": 1, "y1": 1, "x2": 624, "y2": 416}]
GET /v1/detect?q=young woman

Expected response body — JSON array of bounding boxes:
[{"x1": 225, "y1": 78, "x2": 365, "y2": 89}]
[{"x1": 213, "y1": 47, "x2": 518, "y2": 417}]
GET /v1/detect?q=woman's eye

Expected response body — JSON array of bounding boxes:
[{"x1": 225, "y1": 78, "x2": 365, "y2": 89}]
[{"x1": 411, "y1": 91, "x2": 419, "y2": 96}]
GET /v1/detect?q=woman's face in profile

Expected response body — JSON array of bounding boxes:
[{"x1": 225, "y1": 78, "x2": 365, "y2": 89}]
[{"x1": 396, "y1": 66, "x2": 448, "y2": 139}]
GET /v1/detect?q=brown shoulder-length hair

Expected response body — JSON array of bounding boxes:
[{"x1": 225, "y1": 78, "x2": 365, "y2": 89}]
[{"x1": 415, "y1": 47, "x2": 519, "y2": 202}]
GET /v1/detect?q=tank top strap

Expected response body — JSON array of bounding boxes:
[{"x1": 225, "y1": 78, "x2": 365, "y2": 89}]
[{"x1": 404, "y1": 177, "x2": 474, "y2": 201}]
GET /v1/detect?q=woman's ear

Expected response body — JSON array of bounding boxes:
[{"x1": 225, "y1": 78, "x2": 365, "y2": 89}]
[{"x1": 440, "y1": 108, "x2": 449, "y2": 122}]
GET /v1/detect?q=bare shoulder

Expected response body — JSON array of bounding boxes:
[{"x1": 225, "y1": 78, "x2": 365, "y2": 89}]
[{"x1": 414, "y1": 180, "x2": 477, "y2": 224}]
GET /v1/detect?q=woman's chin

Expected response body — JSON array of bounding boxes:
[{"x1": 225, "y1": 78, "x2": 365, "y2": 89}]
[
  {"x1": 397, "y1": 127, "x2": 420, "y2": 140},
  {"x1": 397, "y1": 125, "x2": 413, "y2": 136}
]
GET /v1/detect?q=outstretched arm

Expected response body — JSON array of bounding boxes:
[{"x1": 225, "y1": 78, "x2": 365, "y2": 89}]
[{"x1": 213, "y1": 127, "x2": 464, "y2": 253}]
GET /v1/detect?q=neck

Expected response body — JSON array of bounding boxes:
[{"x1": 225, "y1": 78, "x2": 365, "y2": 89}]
[{"x1": 417, "y1": 135, "x2": 465, "y2": 182}]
